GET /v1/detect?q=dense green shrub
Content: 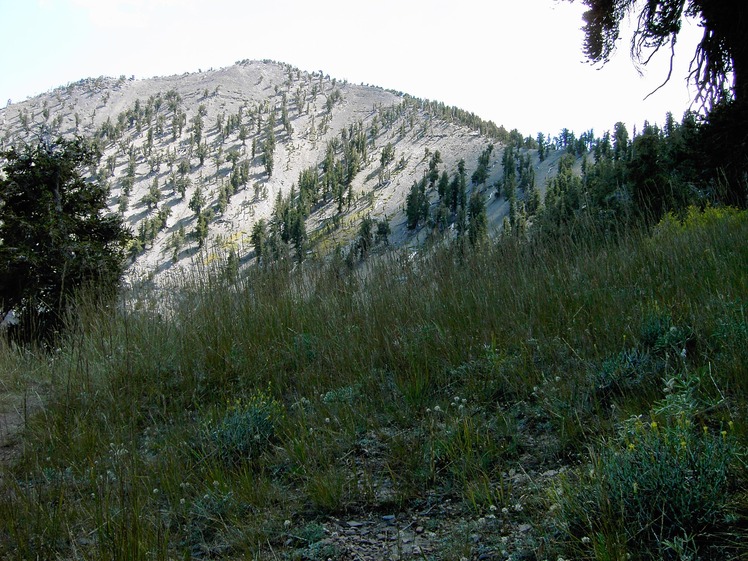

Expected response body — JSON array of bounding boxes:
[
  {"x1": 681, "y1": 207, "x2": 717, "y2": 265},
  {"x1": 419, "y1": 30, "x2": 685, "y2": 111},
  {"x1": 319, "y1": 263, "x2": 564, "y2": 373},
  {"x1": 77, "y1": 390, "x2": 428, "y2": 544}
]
[
  {"x1": 197, "y1": 390, "x2": 284, "y2": 468},
  {"x1": 557, "y1": 370, "x2": 746, "y2": 560}
]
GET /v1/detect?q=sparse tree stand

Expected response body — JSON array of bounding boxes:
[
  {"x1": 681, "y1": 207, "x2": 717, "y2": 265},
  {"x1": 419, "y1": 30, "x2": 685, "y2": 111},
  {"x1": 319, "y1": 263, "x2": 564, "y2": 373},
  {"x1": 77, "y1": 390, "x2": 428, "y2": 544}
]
[{"x1": 0, "y1": 137, "x2": 130, "y2": 342}]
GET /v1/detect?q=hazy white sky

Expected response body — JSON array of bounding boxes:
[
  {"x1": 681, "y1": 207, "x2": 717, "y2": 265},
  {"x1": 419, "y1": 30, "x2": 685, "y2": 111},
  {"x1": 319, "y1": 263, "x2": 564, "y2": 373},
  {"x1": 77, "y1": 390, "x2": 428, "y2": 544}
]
[{"x1": 1, "y1": 0, "x2": 703, "y2": 136}]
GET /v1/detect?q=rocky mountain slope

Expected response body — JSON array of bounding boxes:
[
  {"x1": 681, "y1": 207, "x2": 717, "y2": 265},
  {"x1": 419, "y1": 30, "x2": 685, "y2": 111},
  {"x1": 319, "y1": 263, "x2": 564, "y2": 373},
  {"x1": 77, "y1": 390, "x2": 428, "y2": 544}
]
[{"x1": 0, "y1": 60, "x2": 558, "y2": 284}]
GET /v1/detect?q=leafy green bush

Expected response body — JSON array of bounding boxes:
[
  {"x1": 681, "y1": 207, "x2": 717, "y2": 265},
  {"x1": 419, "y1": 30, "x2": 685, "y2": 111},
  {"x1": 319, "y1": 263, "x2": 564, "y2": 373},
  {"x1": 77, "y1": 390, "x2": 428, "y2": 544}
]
[
  {"x1": 557, "y1": 371, "x2": 745, "y2": 560},
  {"x1": 593, "y1": 347, "x2": 663, "y2": 402},
  {"x1": 638, "y1": 313, "x2": 693, "y2": 357},
  {"x1": 198, "y1": 390, "x2": 284, "y2": 467}
]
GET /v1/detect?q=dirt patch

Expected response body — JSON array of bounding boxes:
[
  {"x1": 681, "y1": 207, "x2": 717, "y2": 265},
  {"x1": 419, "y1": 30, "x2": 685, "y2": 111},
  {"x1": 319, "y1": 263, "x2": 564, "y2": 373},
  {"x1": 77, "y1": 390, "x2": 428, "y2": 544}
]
[{"x1": 0, "y1": 388, "x2": 44, "y2": 466}]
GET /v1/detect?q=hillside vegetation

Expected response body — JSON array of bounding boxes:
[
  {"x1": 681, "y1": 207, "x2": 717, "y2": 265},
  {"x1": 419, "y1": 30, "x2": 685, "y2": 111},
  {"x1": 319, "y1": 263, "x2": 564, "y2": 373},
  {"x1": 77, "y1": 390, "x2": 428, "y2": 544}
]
[
  {"x1": 0, "y1": 204, "x2": 746, "y2": 560},
  {"x1": 1, "y1": 54, "x2": 748, "y2": 560},
  {"x1": 0, "y1": 60, "x2": 530, "y2": 286}
]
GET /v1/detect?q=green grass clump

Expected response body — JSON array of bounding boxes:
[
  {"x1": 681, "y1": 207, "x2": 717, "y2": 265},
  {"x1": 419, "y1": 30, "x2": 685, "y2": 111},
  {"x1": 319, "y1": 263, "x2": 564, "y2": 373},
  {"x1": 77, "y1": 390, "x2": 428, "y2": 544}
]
[{"x1": 197, "y1": 390, "x2": 284, "y2": 468}]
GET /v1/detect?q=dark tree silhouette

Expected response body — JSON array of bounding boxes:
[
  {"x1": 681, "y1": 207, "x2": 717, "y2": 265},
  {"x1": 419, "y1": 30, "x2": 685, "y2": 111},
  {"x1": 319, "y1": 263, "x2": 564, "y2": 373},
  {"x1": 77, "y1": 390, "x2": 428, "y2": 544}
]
[
  {"x1": 0, "y1": 137, "x2": 129, "y2": 341},
  {"x1": 573, "y1": 0, "x2": 747, "y2": 105},
  {"x1": 573, "y1": 0, "x2": 748, "y2": 206}
]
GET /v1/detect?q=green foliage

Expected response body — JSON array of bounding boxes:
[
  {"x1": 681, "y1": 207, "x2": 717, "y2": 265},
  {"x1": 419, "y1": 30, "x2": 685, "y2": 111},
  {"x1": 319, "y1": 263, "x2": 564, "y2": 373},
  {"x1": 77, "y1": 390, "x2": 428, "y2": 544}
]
[
  {"x1": 536, "y1": 132, "x2": 546, "y2": 161},
  {"x1": 118, "y1": 193, "x2": 129, "y2": 214},
  {"x1": 167, "y1": 225, "x2": 186, "y2": 261},
  {"x1": 135, "y1": 206, "x2": 171, "y2": 251},
  {"x1": 405, "y1": 177, "x2": 429, "y2": 229},
  {"x1": 538, "y1": 153, "x2": 585, "y2": 233},
  {"x1": 197, "y1": 391, "x2": 284, "y2": 468},
  {"x1": 467, "y1": 190, "x2": 487, "y2": 246},
  {"x1": 0, "y1": 136, "x2": 129, "y2": 341},
  {"x1": 442, "y1": 159, "x2": 467, "y2": 214},
  {"x1": 188, "y1": 183, "x2": 205, "y2": 217},
  {"x1": 692, "y1": 99, "x2": 748, "y2": 207},
  {"x1": 471, "y1": 144, "x2": 493, "y2": 186},
  {"x1": 195, "y1": 140, "x2": 209, "y2": 166},
  {"x1": 593, "y1": 347, "x2": 663, "y2": 404},
  {"x1": 427, "y1": 149, "x2": 442, "y2": 186},
  {"x1": 380, "y1": 141, "x2": 395, "y2": 169},
  {"x1": 1, "y1": 181, "x2": 747, "y2": 561},
  {"x1": 297, "y1": 165, "x2": 321, "y2": 214},
  {"x1": 324, "y1": 88, "x2": 342, "y2": 114},
  {"x1": 390, "y1": 96, "x2": 511, "y2": 142},
  {"x1": 271, "y1": 189, "x2": 307, "y2": 263},
  {"x1": 262, "y1": 113, "x2": 276, "y2": 177},
  {"x1": 251, "y1": 219, "x2": 268, "y2": 263},
  {"x1": 426, "y1": 400, "x2": 514, "y2": 496},
  {"x1": 225, "y1": 249, "x2": 239, "y2": 281},
  {"x1": 533, "y1": 109, "x2": 746, "y2": 241},
  {"x1": 557, "y1": 370, "x2": 745, "y2": 560},
  {"x1": 141, "y1": 176, "x2": 161, "y2": 209},
  {"x1": 570, "y1": 1, "x2": 748, "y2": 209},
  {"x1": 357, "y1": 215, "x2": 374, "y2": 258},
  {"x1": 193, "y1": 210, "x2": 211, "y2": 247},
  {"x1": 375, "y1": 218, "x2": 391, "y2": 245}
]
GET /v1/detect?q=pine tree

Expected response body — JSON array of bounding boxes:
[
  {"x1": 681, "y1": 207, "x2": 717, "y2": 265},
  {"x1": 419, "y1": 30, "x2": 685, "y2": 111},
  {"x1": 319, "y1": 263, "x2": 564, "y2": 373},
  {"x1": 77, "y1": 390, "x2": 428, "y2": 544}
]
[
  {"x1": 537, "y1": 132, "x2": 546, "y2": 161},
  {"x1": 375, "y1": 219, "x2": 391, "y2": 245},
  {"x1": 225, "y1": 249, "x2": 239, "y2": 281},
  {"x1": 406, "y1": 178, "x2": 429, "y2": 229},
  {"x1": 0, "y1": 137, "x2": 129, "y2": 341},
  {"x1": 194, "y1": 211, "x2": 210, "y2": 247},
  {"x1": 467, "y1": 191, "x2": 487, "y2": 246},
  {"x1": 471, "y1": 144, "x2": 494, "y2": 186},
  {"x1": 188, "y1": 184, "x2": 205, "y2": 218},
  {"x1": 251, "y1": 219, "x2": 268, "y2": 263},
  {"x1": 263, "y1": 114, "x2": 276, "y2": 177},
  {"x1": 142, "y1": 176, "x2": 161, "y2": 209},
  {"x1": 357, "y1": 216, "x2": 374, "y2": 259}
]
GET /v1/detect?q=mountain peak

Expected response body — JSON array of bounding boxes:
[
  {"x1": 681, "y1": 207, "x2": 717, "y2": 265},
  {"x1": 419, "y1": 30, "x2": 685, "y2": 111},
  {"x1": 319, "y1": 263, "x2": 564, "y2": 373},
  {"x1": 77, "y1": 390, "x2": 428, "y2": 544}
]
[{"x1": 0, "y1": 61, "x2": 547, "y2": 285}]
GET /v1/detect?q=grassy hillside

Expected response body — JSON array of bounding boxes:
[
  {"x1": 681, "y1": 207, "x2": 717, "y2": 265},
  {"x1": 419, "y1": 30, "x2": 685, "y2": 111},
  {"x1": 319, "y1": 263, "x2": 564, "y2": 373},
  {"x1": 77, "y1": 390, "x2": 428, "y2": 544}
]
[{"x1": 1, "y1": 206, "x2": 746, "y2": 560}]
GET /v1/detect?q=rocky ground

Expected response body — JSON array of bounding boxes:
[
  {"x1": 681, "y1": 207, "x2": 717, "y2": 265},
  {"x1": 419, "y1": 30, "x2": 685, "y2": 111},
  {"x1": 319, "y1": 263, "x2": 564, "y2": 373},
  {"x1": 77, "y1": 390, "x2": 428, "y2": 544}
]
[{"x1": 278, "y1": 465, "x2": 565, "y2": 561}]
